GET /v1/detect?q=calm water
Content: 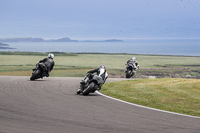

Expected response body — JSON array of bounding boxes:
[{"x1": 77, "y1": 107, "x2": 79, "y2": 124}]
[{"x1": 1, "y1": 39, "x2": 200, "y2": 56}]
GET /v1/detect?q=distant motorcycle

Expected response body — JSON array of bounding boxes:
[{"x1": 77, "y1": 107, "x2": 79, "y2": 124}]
[
  {"x1": 77, "y1": 73, "x2": 104, "y2": 95},
  {"x1": 125, "y1": 63, "x2": 136, "y2": 78},
  {"x1": 30, "y1": 63, "x2": 48, "y2": 80}
]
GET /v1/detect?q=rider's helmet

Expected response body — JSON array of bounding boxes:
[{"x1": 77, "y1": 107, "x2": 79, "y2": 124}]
[
  {"x1": 48, "y1": 53, "x2": 54, "y2": 59},
  {"x1": 99, "y1": 64, "x2": 106, "y2": 70},
  {"x1": 132, "y1": 56, "x2": 136, "y2": 62}
]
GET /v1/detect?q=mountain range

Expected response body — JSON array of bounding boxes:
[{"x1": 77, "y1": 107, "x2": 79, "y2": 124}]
[
  {"x1": 0, "y1": 37, "x2": 124, "y2": 42},
  {"x1": 0, "y1": 42, "x2": 15, "y2": 49}
]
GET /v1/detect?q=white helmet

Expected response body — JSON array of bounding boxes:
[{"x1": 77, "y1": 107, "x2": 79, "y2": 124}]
[
  {"x1": 99, "y1": 64, "x2": 106, "y2": 70},
  {"x1": 132, "y1": 56, "x2": 136, "y2": 61},
  {"x1": 48, "y1": 53, "x2": 54, "y2": 59}
]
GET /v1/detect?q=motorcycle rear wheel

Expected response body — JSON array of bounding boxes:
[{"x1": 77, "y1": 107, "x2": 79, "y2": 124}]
[{"x1": 82, "y1": 82, "x2": 96, "y2": 96}]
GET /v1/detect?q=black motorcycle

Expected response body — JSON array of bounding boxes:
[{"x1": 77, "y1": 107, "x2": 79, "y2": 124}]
[
  {"x1": 125, "y1": 63, "x2": 136, "y2": 78},
  {"x1": 30, "y1": 63, "x2": 48, "y2": 80},
  {"x1": 77, "y1": 73, "x2": 104, "y2": 95}
]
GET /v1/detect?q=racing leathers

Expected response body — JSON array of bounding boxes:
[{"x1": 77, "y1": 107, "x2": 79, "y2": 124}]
[
  {"x1": 126, "y1": 59, "x2": 139, "y2": 70},
  {"x1": 39, "y1": 57, "x2": 55, "y2": 77}
]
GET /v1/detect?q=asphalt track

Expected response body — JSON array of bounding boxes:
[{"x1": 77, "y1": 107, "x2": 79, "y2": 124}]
[{"x1": 0, "y1": 76, "x2": 199, "y2": 133}]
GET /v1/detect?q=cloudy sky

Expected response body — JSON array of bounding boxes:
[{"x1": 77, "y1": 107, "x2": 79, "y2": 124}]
[{"x1": 0, "y1": 0, "x2": 200, "y2": 39}]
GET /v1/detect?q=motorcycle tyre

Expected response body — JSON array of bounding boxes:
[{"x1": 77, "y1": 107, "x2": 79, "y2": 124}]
[
  {"x1": 82, "y1": 82, "x2": 96, "y2": 96},
  {"x1": 126, "y1": 70, "x2": 132, "y2": 78},
  {"x1": 77, "y1": 89, "x2": 81, "y2": 94},
  {"x1": 30, "y1": 69, "x2": 41, "y2": 80}
]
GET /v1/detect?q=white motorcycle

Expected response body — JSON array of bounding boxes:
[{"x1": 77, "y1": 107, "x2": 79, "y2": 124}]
[{"x1": 125, "y1": 63, "x2": 137, "y2": 78}]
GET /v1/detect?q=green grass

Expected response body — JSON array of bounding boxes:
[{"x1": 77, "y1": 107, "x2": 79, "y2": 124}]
[
  {"x1": 101, "y1": 78, "x2": 200, "y2": 117},
  {"x1": 0, "y1": 52, "x2": 200, "y2": 78},
  {"x1": 1, "y1": 52, "x2": 200, "y2": 69}
]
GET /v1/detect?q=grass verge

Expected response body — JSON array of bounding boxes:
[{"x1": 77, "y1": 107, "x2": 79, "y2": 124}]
[{"x1": 101, "y1": 78, "x2": 200, "y2": 117}]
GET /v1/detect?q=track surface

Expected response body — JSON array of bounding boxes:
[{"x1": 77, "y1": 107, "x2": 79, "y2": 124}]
[{"x1": 0, "y1": 76, "x2": 199, "y2": 133}]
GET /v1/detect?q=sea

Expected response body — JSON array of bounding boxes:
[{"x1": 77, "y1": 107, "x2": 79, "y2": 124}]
[{"x1": 1, "y1": 39, "x2": 200, "y2": 56}]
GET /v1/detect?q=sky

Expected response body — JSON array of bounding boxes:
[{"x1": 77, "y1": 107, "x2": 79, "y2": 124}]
[{"x1": 0, "y1": 0, "x2": 200, "y2": 40}]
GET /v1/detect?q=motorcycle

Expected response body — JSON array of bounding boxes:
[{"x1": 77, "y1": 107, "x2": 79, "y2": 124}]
[
  {"x1": 125, "y1": 63, "x2": 136, "y2": 78},
  {"x1": 77, "y1": 73, "x2": 104, "y2": 95},
  {"x1": 30, "y1": 63, "x2": 48, "y2": 80}
]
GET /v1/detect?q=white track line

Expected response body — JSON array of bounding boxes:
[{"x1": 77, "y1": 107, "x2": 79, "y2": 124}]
[{"x1": 96, "y1": 91, "x2": 200, "y2": 119}]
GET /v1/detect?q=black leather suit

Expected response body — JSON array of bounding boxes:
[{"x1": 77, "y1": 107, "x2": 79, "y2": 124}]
[{"x1": 39, "y1": 57, "x2": 55, "y2": 74}]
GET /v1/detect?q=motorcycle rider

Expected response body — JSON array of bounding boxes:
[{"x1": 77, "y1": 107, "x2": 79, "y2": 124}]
[
  {"x1": 80, "y1": 64, "x2": 108, "y2": 91},
  {"x1": 126, "y1": 56, "x2": 139, "y2": 75},
  {"x1": 38, "y1": 53, "x2": 55, "y2": 77},
  {"x1": 126, "y1": 56, "x2": 139, "y2": 69}
]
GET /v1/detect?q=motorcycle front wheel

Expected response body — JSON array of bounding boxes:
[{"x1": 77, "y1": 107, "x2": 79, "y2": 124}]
[
  {"x1": 126, "y1": 70, "x2": 133, "y2": 78},
  {"x1": 30, "y1": 69, "x2": 41, "y2": 80},
  {"x1": 82, "y1": 82, "x2": 96, "y2": 96}
]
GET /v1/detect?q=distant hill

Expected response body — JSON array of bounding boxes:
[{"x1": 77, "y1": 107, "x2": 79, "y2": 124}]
[
  {"x1": 0, "y1": 37, "x2": 77, "y2": 42},
  {"x1": 83, "y1": 39, "x2": 124, "y2": 42},
  {"x1": 48, "y1": 37, "x2": 78, "y2": 42},
  {"x1": 104, "y1": 39, "x2": 124, "y2": 42},
  {"x1": 0, "y1": 42, "x2": 9, "y2": 46},
  {"x1": 0, "y1": 42, "x2": 15, "y2": 49},
  {"x1": 0, "y1": 37, "x2": 124, "y2": 42},
  {"x1": 0, "y1": 38, "x2": 45, "y2": 42}
]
